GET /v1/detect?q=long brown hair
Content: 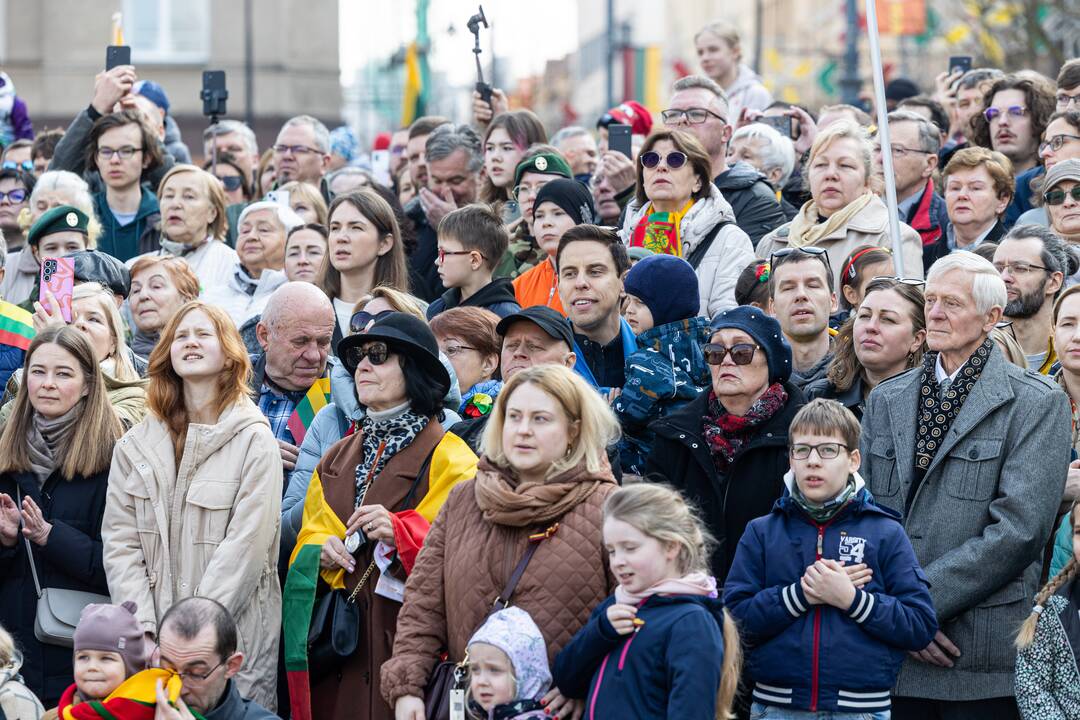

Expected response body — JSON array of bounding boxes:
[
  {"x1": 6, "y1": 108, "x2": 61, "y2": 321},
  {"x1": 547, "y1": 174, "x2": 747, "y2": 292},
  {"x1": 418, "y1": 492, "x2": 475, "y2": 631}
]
[
  {"x1": 0, "y1": 327, "x2": 122, "y2": 479},
  {"x1": 1017, "y1": 502, "x2": 1080, "y2": 649},
  {"x1": 479, "y1": 110, "x2": 548, "y2": 204},
  {"x1": 320, "y1": 189, "x2": 410, "y2": 301},
  {"x1": 826, "y1": 278, "x2": 926, "y2": 391},
  {"x1": 603, "y1": 484, "x2": 742, "y2": 719},
  {"x1": 146, "y1": 301, "x2": 253, "y2": 461}
]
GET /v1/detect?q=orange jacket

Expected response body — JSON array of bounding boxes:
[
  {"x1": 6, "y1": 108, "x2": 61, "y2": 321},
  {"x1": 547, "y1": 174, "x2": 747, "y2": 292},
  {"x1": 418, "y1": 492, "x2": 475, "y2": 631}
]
[{"x1": 512, "y1": 259, "x2": 565, "y2": 315}]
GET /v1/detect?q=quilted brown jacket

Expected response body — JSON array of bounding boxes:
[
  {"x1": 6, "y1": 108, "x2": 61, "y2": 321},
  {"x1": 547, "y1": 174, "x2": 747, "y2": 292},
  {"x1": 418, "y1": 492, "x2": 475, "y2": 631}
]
[{"x1": 380, "y1": 460, "x2": 616, "y2": 706}]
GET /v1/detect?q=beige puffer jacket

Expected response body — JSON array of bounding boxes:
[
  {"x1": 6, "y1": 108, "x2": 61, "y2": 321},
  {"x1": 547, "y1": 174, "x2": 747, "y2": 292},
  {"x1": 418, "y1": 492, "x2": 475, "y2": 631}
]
[{"x1": 101, "y1": 399, "x2": 282, "y2": 710}]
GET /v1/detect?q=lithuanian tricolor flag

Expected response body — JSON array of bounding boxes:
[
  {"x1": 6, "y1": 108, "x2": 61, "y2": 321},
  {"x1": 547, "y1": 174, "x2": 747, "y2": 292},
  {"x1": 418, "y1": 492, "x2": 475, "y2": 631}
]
[
  {"x1": 57, "y1": 668, "x2": 201, "y2": 720},
  {"x1": 283, "y1": 433, "x2": 477, "y2": 720},
  {"x1": 0, "y1": 299, "x2": 33, "y2": 351},
  {"x1": 287, "y1": 376, "x2": 332, "y2": 445}
]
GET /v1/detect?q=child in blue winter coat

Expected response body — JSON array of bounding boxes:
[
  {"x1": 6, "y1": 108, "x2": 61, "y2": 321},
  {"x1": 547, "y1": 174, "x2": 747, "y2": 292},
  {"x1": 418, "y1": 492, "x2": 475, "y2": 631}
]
[
  {"x1": 553, "y1": 483, "x2": 741, "y2": 720},
  {"x1": 465, "y1": 607, "x2": 551, "y2": 720},
  {"x1": 613, "y1": 254, "x2": 711, "y2": 475},
  {"x1": 724, "y1": 398, "x2": 937, "y2": 718}
]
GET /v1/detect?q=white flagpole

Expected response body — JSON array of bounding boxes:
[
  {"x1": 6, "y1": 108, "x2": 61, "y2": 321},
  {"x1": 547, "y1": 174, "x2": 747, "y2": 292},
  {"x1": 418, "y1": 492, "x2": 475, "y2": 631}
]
[{"x1": 865, "y1": 0, "x2": 906, "y2": 276}]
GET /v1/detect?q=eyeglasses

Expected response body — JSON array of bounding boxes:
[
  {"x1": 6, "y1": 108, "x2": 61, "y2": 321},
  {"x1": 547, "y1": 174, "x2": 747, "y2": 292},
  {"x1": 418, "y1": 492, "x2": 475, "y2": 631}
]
[
  {"x1": 436, "y1": 248, "x2": 477, "y2": 262},
  {"x1": 870, "y1": 275, "x2": 925, "y2": 286},
  {"x1": 640, "y1": 151, "x2": 687, "y2": 169},
  {"x1": 703, "y1": 343, "x2": 759, "y2": 366},
  {"x1": 219, "y1": 175, "x2": 244, "y2": 192},
  {"x1": 344, "y1": 341, "x2": 391, "y2": 368},
  {"x1": 1044, "y1": 186, "x2": 1080, "y2": 206},
  {"x1": 273, "y1": 144, "x2": 321, "y2": 156},
  {"x1": 0, "y1": 188, "x2": 27, "y2": 204},
  {"x1": 348, "y1": 309, "x2": 392, "y2": 335},
  {"x1": 769, "y1": 246, "x2": 833, "y2": 274},
  {"x1": 983, "y1": 105, "x2": 1027, "y2": 122},
  {"x1": 660, "y1": 108, "x2": 727, "y2": 126},
  {"x1": 97, "y1": 146, "x2": 143, "y2": 160},
  {"x1": 1, "y1": 160, "x2": 33, "y2": 173},
  {"x1": 1039, "y1": 134, "x2": 1080, "y2": 154},
  {"x1": 993, "y1": 260, "x2": 1051, "y2": 276},
  {"x1": 512, "y1": 182, "x2": 547, "y2": 201},
  {"x1": 790, "y1": 442, "x2": 850, "y2": 460},
  {"x1": 880, "y1": 144, "x2": 934, "y2": 158},
  {"x1": 1057, "y1": 92, "x2": 1080, "y2": 110},
  {"x1": 154, "y1": 647, "x2": 228, "y2": 683},
  {"x1": 442, "y1": 344, "x2": 476, "y2": 358}
]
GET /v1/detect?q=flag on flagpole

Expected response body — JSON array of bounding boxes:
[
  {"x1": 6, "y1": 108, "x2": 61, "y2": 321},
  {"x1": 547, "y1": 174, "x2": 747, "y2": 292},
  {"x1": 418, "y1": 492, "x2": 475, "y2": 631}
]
[
  {"x1": 111, "y1": 12, "x2": 124, "y2": 44},
  {"x1": 401, "y1": 42, "x2": 425, "y2": 127}
]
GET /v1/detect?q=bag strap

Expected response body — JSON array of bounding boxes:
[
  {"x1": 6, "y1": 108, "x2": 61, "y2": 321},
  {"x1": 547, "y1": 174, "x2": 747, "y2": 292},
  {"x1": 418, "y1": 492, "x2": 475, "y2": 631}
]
[
  {"x1": 400, "y1": 445, "x2": 438, "y2": 511},
  {"x1": 685, "y1": 220, "x2": 731, "y2": 270},
  {"x1": 491, "y1": 522, "x2": 560, "y2": 612},
  {"x1": 15, "y1": 485, "x2": 42, "y2": 599}
]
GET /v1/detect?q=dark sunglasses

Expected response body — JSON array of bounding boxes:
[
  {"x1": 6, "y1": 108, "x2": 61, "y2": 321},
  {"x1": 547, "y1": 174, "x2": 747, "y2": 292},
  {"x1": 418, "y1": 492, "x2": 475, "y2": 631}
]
[
  {"x1": 769, "y1": 246, "x2": 832, "y2": 273},
  {"x1": 640, "y1": 151, "x2": 687, "y2": 169},
  {"x1": 703, "y1": 343, "x2": 759, "y2": 366},
  {"x1": 219, "y1": 175, "x2": 244, "y2": 192},
  {"x1": 1044, "y1": 186, "x2": 1080, "y2": 206},
  {"x1": 1, "y1": 160, "x2": 32, "y2": 173},
  {"x1": 349, "y1": 309, "x2": 392, "y2": 335},
  {"x1": 344, "y1": 341, "x2": 391, "y2": 368}
]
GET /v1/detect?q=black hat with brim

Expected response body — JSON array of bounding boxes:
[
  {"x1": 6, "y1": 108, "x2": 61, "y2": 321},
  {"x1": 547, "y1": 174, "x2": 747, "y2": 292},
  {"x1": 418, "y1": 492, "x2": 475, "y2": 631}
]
[
  {"x1": 338, "y1": 312, "x2": 450, "y2": 395},
  {"x1": 495, "y1": 306, "x2": 575, "y2": 349}
]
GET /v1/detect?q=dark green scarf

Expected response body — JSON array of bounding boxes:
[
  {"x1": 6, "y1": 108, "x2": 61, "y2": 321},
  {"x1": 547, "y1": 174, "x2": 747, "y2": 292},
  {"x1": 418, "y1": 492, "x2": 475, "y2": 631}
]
[{"x1": 791, "y1": 474, "x2": 858, "y2": 523}]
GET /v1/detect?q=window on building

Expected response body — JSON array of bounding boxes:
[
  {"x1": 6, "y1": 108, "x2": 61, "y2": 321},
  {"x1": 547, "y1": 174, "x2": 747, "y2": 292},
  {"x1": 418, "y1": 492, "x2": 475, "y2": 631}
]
[{"x1": 123, "y1": 0, "x2": 210, "y2": 63}]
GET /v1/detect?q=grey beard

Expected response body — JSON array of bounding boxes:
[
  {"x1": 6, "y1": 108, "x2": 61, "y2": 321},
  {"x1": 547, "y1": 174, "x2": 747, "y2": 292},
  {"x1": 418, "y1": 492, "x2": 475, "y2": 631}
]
[{"x1": 1005, "y1": 290, "x2": 1046, "y2": 319}]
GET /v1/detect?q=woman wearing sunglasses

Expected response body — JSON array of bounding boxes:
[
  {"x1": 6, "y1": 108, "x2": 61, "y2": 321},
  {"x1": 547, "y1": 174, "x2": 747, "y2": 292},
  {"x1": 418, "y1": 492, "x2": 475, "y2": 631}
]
[
  {"x1": 807, "y1": 277, "x2": 927, "y2": 420},
  {"x1": 647, "y1": 306, "x2": 804, "y2": 583},
  {"x1": 285, "y1": 312, "x2": 477, "y2": 720},
  {"x1": 203, "y1": 152, "x2": 251, "y2": 206},
  {"x1": 620, "y1": 129, "x2": 755, "y2": 317},
  {"x1": 1015, "y1": 110, "x2": 1080, "y2": 227},
  {"x1": 757, "y1": 120, "x2": 923, "y2": 290},
  {"x1": 1043, "y1": 160, "x2": 1080, "y2": 265}
]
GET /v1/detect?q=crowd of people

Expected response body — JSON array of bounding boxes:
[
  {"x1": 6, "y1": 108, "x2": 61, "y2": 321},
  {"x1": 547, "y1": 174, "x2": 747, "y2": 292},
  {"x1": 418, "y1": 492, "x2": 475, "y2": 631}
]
[{"x1": 1, "y1": 17, "x2": 1080, "y2": 720}]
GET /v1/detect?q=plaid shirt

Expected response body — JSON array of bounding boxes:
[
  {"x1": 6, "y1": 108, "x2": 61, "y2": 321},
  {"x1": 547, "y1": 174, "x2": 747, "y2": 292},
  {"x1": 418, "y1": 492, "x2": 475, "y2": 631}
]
[{"x1": 257, "y1": 381, "x2": 303, "y2": 446}]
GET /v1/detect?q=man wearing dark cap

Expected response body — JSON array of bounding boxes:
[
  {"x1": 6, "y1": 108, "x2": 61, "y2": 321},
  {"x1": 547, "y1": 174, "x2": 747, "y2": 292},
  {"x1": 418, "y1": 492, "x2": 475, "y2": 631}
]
[
  {"x1": 450, "y1": 305, "x2": 576, "y2": 453},
  {"x1": 512, "y1": 177, "x2": 596, "y2": 315}
]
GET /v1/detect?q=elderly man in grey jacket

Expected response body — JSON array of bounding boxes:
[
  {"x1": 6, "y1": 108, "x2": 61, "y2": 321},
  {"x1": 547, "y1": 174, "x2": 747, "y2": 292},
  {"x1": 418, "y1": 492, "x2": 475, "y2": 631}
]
[{"x1": 860, "y1": 251, "x2": 1071, "y2": 719}]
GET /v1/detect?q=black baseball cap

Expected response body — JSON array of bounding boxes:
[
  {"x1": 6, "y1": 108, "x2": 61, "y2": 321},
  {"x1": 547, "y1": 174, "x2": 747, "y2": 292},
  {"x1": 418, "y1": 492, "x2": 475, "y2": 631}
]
[{"x1": 496, "y1": 306, "x2": 574, "y2": 349}]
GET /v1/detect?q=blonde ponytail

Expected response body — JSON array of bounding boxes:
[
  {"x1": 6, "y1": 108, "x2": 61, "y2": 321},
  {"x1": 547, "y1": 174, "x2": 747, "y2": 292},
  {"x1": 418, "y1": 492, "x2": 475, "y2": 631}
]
[
  {"x1": 1016, "y1": 556, "x2": 1079, "y2": 649},
  {"x1": 716, "y1": 608, "x2": 742, "y2": 719},
  {"x1": 1017, "y1": 502, "x2": 1080, "y2": 650}
]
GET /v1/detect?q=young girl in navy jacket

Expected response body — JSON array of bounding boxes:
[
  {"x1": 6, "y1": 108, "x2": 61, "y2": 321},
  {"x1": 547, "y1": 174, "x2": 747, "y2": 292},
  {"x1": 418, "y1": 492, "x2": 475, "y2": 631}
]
[{"x1": 552, "y1": 483, "x2": 741, "y2": 720}]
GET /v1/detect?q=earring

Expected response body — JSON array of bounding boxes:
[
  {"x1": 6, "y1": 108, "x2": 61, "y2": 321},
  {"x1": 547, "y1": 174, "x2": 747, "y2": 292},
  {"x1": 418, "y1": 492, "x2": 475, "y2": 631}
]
[
  {"x1": 565, "y1": 445, "x2": 573, "y2": 458},
  {"x1": 906, "y1": 351, "x2": 915, "y2": 367}
]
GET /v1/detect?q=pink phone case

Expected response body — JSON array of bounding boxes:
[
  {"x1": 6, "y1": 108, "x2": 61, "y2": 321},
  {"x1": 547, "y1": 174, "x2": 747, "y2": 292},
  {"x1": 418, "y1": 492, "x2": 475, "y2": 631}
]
[{"x1": 39, "y1": 256, "x2": 75, "y2": 323}]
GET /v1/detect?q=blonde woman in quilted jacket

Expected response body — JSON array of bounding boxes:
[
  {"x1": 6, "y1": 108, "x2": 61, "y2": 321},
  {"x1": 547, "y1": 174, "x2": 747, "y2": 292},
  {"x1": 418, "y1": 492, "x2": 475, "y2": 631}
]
[{"x1": 383, "y1": 365, "x2": 620, "y2": 720}]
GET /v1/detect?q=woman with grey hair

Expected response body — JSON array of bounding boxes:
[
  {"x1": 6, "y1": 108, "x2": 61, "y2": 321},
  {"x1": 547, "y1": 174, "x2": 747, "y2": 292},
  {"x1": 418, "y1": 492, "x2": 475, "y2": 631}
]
[{"x1": 202, "y1": 199, "x2": 305, "y2": 326}]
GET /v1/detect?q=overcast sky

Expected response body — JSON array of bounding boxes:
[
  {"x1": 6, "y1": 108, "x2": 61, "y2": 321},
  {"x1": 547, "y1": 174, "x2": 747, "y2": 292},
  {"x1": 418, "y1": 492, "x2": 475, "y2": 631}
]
[{"x1": 339, "y1": 0, "x2": 579, "y2": 88}]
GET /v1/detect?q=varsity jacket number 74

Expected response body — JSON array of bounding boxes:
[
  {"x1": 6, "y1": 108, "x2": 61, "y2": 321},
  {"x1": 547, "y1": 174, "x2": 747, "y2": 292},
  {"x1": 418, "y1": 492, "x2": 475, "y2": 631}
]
[{"x1": 723, "y1": 473, "x2": 938, "y2": 714}]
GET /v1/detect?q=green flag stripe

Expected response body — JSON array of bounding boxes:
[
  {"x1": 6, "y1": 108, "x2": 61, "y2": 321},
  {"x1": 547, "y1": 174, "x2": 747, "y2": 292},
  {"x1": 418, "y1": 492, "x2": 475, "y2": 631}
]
[
  {"x1": 283, "y1": 543, "x2": 322, "y2": 671},
  {"x1": 0, "y1": 313, "x2": 33, "y2": 339}
]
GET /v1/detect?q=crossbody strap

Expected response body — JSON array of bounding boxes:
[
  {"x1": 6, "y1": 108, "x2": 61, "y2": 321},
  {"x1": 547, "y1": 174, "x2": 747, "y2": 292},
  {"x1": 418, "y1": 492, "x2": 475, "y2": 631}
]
[
  {"x1": 685, "y1": 220, "x2": 731, "y2": 270},
  {"x1": 491, "y1": 522, "x2": 560, "y2": 612},
  {"x1": 15, "y1": 485, "x2": 42, "y2": 599}
]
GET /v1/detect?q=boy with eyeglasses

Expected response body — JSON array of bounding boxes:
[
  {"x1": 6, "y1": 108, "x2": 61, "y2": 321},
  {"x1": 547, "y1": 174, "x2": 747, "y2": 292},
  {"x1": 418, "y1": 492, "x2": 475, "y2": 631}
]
[
  {"x1": 426, "y1": 204, "x2": 520, "y2": 320},
  {"x1": 725, "y1": 398, "x2": 937, "y2": 719}
]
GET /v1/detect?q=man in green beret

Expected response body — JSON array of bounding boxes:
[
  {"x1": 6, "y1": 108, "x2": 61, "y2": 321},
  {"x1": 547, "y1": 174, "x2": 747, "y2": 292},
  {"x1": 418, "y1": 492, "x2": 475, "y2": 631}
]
[{"x1": 493, "y1": 148, "x2": 573, "y2": 279}]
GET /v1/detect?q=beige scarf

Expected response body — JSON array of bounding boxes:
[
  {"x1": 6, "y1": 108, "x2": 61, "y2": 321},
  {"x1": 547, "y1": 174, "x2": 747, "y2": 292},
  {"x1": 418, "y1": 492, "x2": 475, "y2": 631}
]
[
  {"x1": 785, "y1": 191, "x2": 875, "y2": 248},
  {"x1": 473, "y1": 456, "x2": 615, "y2": 527}
]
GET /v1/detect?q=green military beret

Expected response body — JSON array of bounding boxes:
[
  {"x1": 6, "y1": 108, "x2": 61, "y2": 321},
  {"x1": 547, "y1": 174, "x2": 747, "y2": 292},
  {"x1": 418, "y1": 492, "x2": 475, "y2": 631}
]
[
  {"x1": 513, "y1": 152, "x2": 573, "y2": 188},
  {"x1": 27, "y1": 205, "x2": 90, "y2": 247}
]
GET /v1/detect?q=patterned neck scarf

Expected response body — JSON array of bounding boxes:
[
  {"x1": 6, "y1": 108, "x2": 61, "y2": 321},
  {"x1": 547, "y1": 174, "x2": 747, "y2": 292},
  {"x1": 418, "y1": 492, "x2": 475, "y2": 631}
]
[
  {"x1": 702, "y1": 382, "x2": 788, "y2": 474},
  {"x1": 914, "y1": 337, "x2": 994, "y2": 479},
  {"x1": 354, "y1": 403, "x2": 429, "y2": 506},
  {"x1": 791, "y1": 475, "x2": 858, "y2": 523},
  {"x1": 629, "y1": 200, "x2": 694, "y2": 257}
]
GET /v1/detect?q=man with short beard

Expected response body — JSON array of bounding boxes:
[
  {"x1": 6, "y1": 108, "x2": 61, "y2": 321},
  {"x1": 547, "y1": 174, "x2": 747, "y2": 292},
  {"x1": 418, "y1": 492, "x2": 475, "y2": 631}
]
[
  {"x1": 992, "y1": 225, "x2": 1076, "y2": 373},
  {"x1": 769, "y1": 249, "x2": 838, "y2": 389}
]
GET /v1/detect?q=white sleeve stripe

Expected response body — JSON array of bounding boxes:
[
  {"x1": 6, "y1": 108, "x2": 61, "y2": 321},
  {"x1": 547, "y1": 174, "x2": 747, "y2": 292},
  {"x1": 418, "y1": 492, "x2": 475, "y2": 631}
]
[
  {"x1": 790, "y1": 583, "x2": 807, "y2": 613},
  {"x1": 781, "y1": 585, "x2": 799, "y2": 617},
  {"x1": 850, "y1": 590, "x2": 868, "y2": 619},
  {"x1": 855, "y1": 592, "x2": 875, "y2": 623}
]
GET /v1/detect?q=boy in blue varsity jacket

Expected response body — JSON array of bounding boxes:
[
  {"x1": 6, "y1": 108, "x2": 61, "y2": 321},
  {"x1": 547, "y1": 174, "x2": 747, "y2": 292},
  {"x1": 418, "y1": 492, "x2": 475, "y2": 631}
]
[{"x1": 724, "y1": 399, "x2": 937, "y2": 718}]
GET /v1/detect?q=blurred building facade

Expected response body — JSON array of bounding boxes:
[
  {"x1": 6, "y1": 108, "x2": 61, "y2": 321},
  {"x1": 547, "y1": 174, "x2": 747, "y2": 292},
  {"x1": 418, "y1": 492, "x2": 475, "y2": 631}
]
[{"x1": 2, "y1": 0, "x2": 341, "y2": 160}]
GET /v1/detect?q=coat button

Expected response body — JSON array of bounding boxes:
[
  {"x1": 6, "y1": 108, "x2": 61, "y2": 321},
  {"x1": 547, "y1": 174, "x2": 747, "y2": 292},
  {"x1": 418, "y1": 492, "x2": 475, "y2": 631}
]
[
  {"x1": 692, "y1": 443, "x2": 698, "y2": 449},
  {"x1": 679, "y1": 434, "x2": 686, "y2": 439},
  {"x1": 969, "y1": 449, "x2": 978, "y2": 460}
]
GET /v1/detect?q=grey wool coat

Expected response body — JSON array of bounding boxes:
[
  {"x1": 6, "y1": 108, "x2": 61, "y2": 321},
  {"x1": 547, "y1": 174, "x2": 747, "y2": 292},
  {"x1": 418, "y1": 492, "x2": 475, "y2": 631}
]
[{"x1": 860, "y1": 343, "x2": 1071, "y2": 702}]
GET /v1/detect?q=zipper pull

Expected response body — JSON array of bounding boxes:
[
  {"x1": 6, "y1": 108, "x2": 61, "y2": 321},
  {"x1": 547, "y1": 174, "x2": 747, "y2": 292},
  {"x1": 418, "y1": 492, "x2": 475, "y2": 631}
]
[{"x1": 817, "y1": 529, "x2": 824, "y2": 557}]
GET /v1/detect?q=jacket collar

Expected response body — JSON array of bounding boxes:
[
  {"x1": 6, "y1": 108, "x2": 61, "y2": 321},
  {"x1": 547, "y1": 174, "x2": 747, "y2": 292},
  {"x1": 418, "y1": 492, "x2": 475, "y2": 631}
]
[{"x1": 204, "y1": 679, "x2": 244, "y2": 720}]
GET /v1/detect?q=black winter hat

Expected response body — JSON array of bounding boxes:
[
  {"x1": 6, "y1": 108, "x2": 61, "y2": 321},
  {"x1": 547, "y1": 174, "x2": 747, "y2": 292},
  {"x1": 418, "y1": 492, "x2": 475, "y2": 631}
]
[
  {"x1": 70, "y1": 250, "x2": 131, "y2": 299},
  {"x1": 338, "y1": 312, "x2": 450, "y2": 395},
  {"x1": 532, "y1": 178, "x2": 597, "y2": 226}
]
